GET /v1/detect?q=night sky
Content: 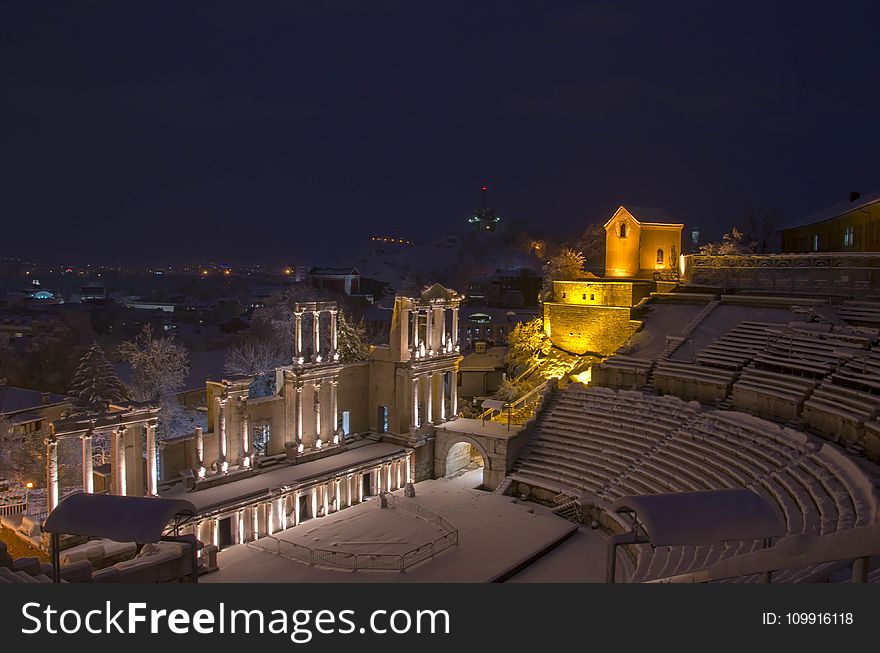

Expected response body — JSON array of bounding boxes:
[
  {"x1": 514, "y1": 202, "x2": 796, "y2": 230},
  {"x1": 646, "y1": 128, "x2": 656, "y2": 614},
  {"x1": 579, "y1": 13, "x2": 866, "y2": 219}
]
[{"x1": 4, "y1": 1, "x2": 880, "y2": 265}]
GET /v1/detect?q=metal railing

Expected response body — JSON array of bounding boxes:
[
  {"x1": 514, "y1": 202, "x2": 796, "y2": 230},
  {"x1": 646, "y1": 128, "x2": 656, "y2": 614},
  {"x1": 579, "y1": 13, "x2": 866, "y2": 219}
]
[
  {"x1": 478, "y1": 378, "x2": 555, "y2": 427},
  {"x1": 645, "y1": 523, "x2": 880, "y2": 584},
  {"x1": 250, "y1": 495, "x2": 458, "y2": 572},
  {"x1": 0, "y1": 502, "x2": 27, "y2": 518}
]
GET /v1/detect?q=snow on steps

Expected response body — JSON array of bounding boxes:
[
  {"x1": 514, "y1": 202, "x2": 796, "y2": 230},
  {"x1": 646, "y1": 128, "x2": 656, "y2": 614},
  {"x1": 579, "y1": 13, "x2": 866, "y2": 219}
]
[{"x1": 507, "y1": 385, "x2": 880, "y2": 583}]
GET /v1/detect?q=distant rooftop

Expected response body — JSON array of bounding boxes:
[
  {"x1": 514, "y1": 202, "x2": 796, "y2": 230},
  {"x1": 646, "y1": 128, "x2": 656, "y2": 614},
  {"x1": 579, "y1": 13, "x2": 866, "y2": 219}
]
[
  {"x1": 0, "y1": 386, "x2": 70, "y2": 416},
  {"x1": 780, "y1": 190, "x2": 880, "y2": 230},
  {"x1": 309, "y1": 267, "x2": 360, "y2": 276}
]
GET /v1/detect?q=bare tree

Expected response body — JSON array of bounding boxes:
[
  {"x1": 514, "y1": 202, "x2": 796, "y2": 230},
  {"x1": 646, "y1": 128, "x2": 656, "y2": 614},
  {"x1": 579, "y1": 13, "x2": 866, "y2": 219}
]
[
  {"x1": 542, "y1": 247, "x2": 586, "y2": 298},
  {"x1": 224, "y1": 338, "x2": 288, "y2": 397},
  {"x1": 699, "y1": 227, "x2": 755, "y2": 255},
  {"x1": 118, "y1": 325, "x2": 190, "y2": 402},
  {"x1": 573, "y1": 223, "x2": 606, "y2": 274},
  {"x1": 741, "y1": 209, "x2": 782, "y2": 254}
]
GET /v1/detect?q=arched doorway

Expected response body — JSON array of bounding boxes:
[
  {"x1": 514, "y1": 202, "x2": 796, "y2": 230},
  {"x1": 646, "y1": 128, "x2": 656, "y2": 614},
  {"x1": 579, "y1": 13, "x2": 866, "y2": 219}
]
[{"x1": 444, "y1": 441, "x2": 484, "y2": 489}]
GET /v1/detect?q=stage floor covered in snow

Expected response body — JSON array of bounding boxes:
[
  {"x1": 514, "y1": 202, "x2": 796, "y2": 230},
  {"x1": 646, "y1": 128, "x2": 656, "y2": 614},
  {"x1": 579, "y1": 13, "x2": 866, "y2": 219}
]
[{"x1": 204, "y1": 479, "x2": 583, "y2": 582}]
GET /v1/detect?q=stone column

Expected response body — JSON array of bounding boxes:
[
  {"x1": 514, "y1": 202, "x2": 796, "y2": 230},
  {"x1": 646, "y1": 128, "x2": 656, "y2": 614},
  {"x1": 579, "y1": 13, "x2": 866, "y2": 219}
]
[
  {"x1": 440, "y1": 307, "x2": 447, "y2": 351},
  {"x1": 322, "y1": 483, "x2": 329, "y2": 517},
  {"x1": 294, "y1": 491, "x2": 301, "y2": 526},
  {"x1": 426, "y1": 371, "x2": 434, "y2": 423},
  {"x1": 412, "y1": 309, "x2": 419, "y2": 351},
  {"x1": 406, "y1": 451, "x2": 413, "y2": 483},
  {"x1": 240, "y1": 398, "x2": 251, "y2": 468},
  {"x1": 46, "y1": 436, "x2": 59, "y2": 513},
  {"x1": 115, "y1": 426, "x2": 127, "y2": 496},
  {"x1": 81, "y1": 432, "x2": 93, "y2": 494},
  {"x1": 295, "y1": 382, "x2": 303, "y2": 445},
  {"x1": 314, "y1": 380, "x2": 322, "y2": 444},
  {"x1": 412, "y1": 375, "x2": 420, "y2": 428},
  {"x1": 450, "y1": 370, "x2": 458, "y2": 417},
  {"x1": 294, "y1": 310, "x2": 303, "y2": 358},
  {"x1": 400, "y1": 307, "x2": 410, "y2": 355},
  {"x1": 218, "y1": 396, "x2": 228, "y2": 473},
  {"x1": 335, "y1": 478, "x2": 341, "y2": 512},
  {"x1": 330, "y1": 378, "x2": 339, "y2": 435},
  {"x1": 440, "y1": 371, "x2": 447, "y2": 421},
  {"x1": 194, "y1": 426, "x2": 205, "y2": 477},
  {"x1": 330, "y1": 309, "x2": 338, "y2": 356},
  {"x1": 451, "y1": 306, "x2": 459, "y2": 349},
  {"x1": 311, "y1": 487, "x2": 318, "y2": 519},
  {"x1": 313, "y1": 310, "x2": 321, "y2": 359},
  {"x1": 425, "y1": 306, "x2": 433, "y2": 353},
  {"x1": 146, "y1": 421, "x2": 158, "y2": 496}
]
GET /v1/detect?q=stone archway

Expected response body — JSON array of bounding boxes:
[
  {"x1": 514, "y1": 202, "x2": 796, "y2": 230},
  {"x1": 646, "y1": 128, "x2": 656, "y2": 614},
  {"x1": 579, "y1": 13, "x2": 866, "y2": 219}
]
[
  {"x1": 434, "y1": 434, "x2": 493, "y2": 490},
  {"x1": 444, "y1": 441, "x2": 485, "y2": 488}
]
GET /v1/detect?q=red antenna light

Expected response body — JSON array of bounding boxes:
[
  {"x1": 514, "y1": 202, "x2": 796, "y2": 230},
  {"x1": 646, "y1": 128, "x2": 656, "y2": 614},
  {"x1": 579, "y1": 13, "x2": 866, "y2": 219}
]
[{"x1": 481, "y1": 186, "x2": 487, "y2": 191}]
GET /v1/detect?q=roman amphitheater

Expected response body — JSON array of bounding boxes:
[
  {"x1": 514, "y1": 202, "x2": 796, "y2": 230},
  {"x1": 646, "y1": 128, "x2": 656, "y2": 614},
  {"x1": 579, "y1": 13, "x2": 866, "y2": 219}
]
[{"x1": 3, "y1": 212, "x2": 880, "y2": 584}]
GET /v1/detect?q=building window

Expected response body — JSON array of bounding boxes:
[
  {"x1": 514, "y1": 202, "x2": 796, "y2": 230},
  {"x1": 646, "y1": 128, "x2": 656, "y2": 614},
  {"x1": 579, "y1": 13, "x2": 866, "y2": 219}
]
[
  {"x1": 813, "y1": 234, "x2": 820, "y2": 251},
  {"x1": 619, "y1": 222, "x2": 627, "y2": 238},
  {"x1": 656, "y1": 248, "x2": 664, "y2": 264},
  {"x1": 582, "y1": 294, "x2": 586, "y2": 300},
  {"x1": 590, "y1": 294, "x2": 594, "y2": 301},
  {"x1": 844, "y1": 226, "x2": 854, "y2": 247},
  {"x1": 562, "y1": 292, "x2": 566, "y2": 299},
  {"x1": 253, "y1": 422, "x2": 271, "y2": 456}
]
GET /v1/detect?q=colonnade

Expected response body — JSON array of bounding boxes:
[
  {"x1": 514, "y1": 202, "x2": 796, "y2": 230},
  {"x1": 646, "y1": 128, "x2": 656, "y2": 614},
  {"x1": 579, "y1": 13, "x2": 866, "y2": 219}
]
[
  {"x1": 45, "y1": 416, "x2": 160, "y2": 514},
  {"x1": 193, "y1": 451, "x2": 414, "y2": 548},
  {"x1": 411, "y1": 369, "x2": 458, "y2": 429},
  {"x1": 399, "y1": 302, "x2": 459, "y2": 359},
  {"x1": 294, "y1": 302, "x2": 339, "y2": 363}
]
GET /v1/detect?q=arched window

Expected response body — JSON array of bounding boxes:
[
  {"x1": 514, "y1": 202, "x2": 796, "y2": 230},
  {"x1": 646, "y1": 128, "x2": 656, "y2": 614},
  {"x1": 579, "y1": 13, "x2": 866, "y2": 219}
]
[
  {"x1": 619, "y1": 222, "x2": 627, "y2": 238},
  {"x1": 656, "y1": 248, "x2": 664, "y2": 264}
]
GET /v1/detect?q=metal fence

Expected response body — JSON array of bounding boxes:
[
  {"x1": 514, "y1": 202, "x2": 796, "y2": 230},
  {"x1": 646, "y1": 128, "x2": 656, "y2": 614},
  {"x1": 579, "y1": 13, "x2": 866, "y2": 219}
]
[
  {"x1": 251, "y1": 497, "x2": 459, "y2": 571},
  {"x1": 0, "y1": 502, "x2": 27, "y2": 518}
]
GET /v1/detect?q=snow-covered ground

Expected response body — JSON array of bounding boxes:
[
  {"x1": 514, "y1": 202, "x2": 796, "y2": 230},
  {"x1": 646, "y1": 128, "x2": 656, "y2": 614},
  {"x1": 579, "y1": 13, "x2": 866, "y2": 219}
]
[
  {"x1": 623, "y1": 302, "x2": 704, "y2": 359},
  {"x1": 669, "y1": 304, "x2": 797, "y2": 362},
  {"x1": 204, "y1": 479, "x2": 578, "y2": 582},
  {"x1": 505, "y1": 527, "x2": 620, "y2": 583}
]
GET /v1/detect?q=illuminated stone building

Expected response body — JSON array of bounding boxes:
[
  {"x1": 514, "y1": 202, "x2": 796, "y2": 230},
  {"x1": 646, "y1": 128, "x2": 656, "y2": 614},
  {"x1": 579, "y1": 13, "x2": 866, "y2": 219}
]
[
  {"x1": 42, "y1": 289, "x2": 464, "y2": 550},
  {"x1": 604, "y1": 206, "x2": 683, "y2": 279},
  {"x1": 540, "y1": 206, "x2": 683, "y2": 356},
  {"x1": 543, "y1": 279, "x2": 649, "y2": 355},
  {"x1": 780, "y1": 190, "x2": 880, "y2": 253}
]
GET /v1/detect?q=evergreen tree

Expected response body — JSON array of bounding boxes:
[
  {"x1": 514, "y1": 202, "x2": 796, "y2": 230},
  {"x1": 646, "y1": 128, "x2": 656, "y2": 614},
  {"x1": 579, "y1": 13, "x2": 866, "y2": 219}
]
[
  {"x1": 68, "y1": 342, "x2": 129, "y2": 410},
  {"x1": 337, "y1": 312, "x2": 371, "y2": 362}
]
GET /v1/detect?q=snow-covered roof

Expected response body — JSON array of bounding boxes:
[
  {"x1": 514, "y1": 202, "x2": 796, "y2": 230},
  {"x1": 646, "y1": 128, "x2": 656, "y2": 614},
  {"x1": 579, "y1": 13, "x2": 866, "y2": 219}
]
[
  {"x1": 610, "y1": 489, "x2": 785, "y2": 546},
  {"x1": 309, "y1": 267, "x2": 360, "y2": 276},
  {"x1": 779, "y1": 190, "x2": 880, "y2": 230},
  {"x1": 0, "y1": 386, "x2": 70, "y2": 416},
  {"x1": 44, "y1": 493, "x2": 196, "y2": 543},
  {"x1": 459, "y1": 347, "x2": 508, "y2": 371},
  {"x1": 603, "y1": 205, "x2": 683, "y2": 229}
]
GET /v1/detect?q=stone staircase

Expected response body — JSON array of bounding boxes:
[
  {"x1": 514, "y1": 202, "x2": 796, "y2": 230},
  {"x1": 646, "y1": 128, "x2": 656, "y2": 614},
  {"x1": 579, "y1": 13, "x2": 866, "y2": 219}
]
[{"x1": 661, "y1": 299, "x2": 721, "y2": 362}]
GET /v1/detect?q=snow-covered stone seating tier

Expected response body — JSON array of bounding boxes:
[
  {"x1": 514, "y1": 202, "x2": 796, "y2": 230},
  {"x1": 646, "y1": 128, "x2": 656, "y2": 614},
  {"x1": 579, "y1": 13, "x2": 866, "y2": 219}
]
[
  {"x1": 695, "y1": 321, "x2": 786, "y2": 371},
  {"x1": 508, "y1": 386, "x2": 880, "y2": 583}
]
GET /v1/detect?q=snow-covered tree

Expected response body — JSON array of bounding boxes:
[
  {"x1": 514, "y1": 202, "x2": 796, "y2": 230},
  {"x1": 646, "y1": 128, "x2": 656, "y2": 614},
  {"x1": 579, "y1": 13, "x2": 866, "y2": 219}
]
[
  {"x1": 68, "y1": 342, "x2": 129, "y2": 410},
  {"x1": 224, "y1": 338, "x2": 287, "y2": 397},
  {"x1": 117, "y1": 325, "x2": 190, "y2": 402},
  {"x1": 573, "y1": 223, "x2": 606, "y2": 274},
  {"x1": 506, "y1": 317, "x2": 551, "y2": 374},
  {"x1": 336, "y1": 312, "x2": 371, "y2": 362},
  {"x1": 699, "y1": 227, "x2": 755, "y2": 255},
  {"x1": 542, "y1": 247, "x2": 585, "y2": 298}
]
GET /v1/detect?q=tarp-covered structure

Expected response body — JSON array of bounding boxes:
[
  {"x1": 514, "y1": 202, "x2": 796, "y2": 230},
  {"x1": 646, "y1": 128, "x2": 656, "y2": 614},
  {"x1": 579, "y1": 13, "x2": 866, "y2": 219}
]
[{"x1": 43, "y1": 493, "x2": 198, "y2": 583}]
